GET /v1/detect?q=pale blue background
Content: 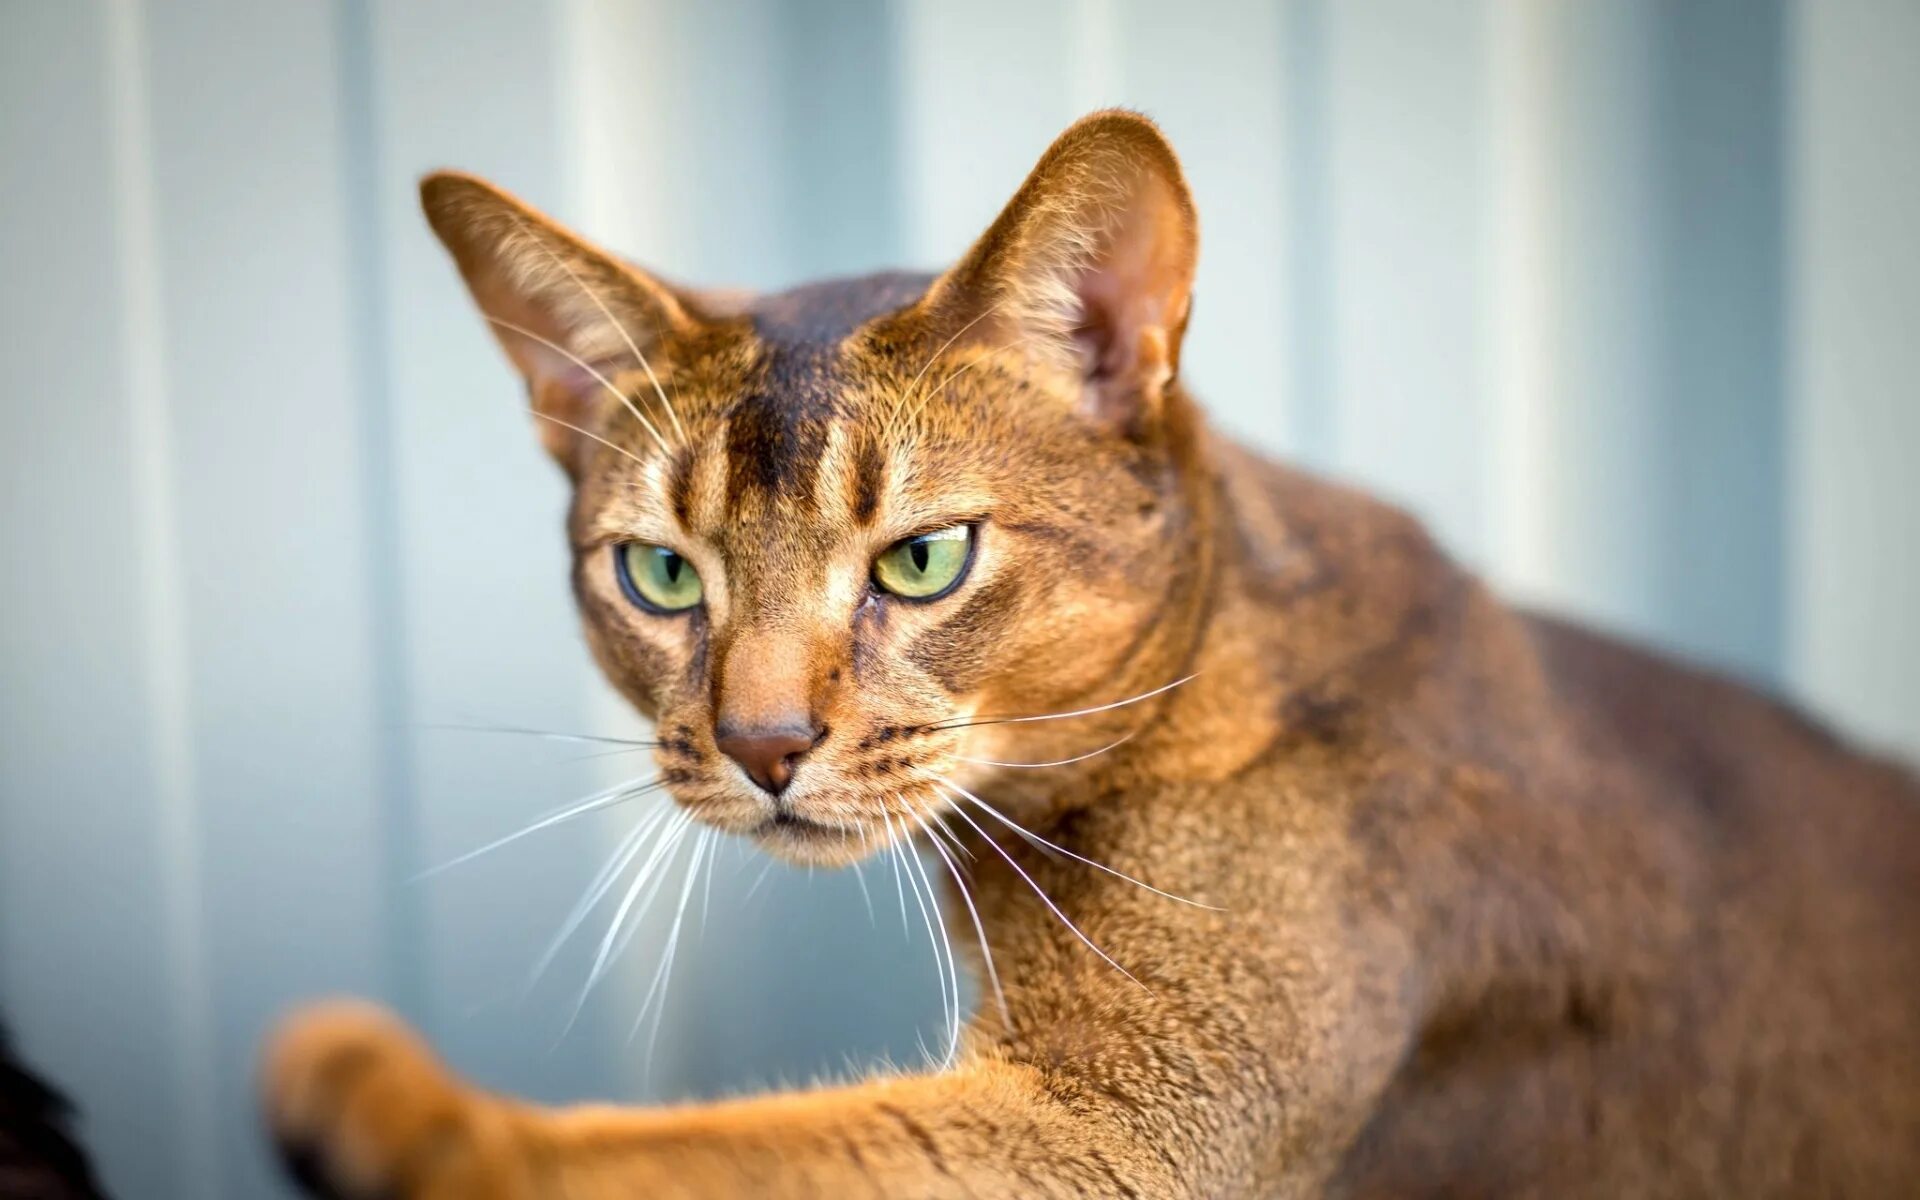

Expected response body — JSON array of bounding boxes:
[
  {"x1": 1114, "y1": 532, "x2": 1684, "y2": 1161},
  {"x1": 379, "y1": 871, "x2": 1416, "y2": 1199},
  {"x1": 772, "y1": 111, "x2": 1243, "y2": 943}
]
[{"x1": 2, "y1": 2, "x2": 1917, "y2": 1197}]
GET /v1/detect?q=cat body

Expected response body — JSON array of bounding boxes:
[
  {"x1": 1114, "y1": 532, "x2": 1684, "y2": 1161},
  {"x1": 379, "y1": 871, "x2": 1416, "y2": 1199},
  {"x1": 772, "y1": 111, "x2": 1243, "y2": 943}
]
[{"x1": 263, "y1": 112, "x2": 1920, "y2": 1198}]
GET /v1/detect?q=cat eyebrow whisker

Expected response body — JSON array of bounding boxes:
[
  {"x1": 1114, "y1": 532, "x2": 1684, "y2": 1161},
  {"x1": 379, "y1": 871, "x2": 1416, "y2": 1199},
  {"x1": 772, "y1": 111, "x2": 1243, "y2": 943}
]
[
  {"x1": 935, "y1": 786, "x2": 1148, "y2": 993},
  {"x1": 413, "y1": 775, "x2": 668, "y2": 879},
  {"x1": 531, "y1": 410, "x2": 654, "y2": 468},
  {"x1": 506, "y1": 210, "x2": 687, "y2": 447},
  {"x1": 896, "y1": 328, "x2": 1051, "y2": 442},
  {"x1": 485, "y1": 314, "x2": 671, "y2": 457},
  {"x1": 951, "y1": 730, "x2": 1139, "y2": 769},
  {"x1": 923, "y1": 673, "x2": 1200, "y2": 734},
  {"x1": 885, "y1": 300, "x2": 1003, "y2": 445},
  {"x1": 909, "y1": 804, "x2": 1010, "y2": 1027},
  {"x1": 932, "y1": 774, "x2": 1222, "y2": 912}
]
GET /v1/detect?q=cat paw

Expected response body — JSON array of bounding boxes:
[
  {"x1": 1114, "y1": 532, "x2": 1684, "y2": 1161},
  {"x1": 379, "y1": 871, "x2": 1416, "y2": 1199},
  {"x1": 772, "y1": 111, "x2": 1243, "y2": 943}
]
[{"x1": 262, "y1": 1000, "x2": 534, "y2": 1200}]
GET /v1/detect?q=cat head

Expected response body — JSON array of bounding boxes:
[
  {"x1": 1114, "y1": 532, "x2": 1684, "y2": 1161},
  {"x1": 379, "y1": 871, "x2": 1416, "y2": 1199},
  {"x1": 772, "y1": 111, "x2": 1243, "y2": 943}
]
[{"x1": 423, "y1": 111, "x2": 1210, "y2": 865}]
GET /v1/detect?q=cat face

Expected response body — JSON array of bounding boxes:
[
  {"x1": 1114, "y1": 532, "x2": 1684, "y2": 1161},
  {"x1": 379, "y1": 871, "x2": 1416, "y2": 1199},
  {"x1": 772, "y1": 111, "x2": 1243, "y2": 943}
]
[{"x1": 424, "y1": 112, "x2": 1204, "y2": 865}]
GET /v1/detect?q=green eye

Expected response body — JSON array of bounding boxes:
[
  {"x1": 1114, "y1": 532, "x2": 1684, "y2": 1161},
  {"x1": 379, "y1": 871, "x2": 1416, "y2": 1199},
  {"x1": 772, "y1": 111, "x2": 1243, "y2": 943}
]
[
  {"x1": 615, "y1": 543, "x2": 703, "y2": 613},
  {"x1": 873, "y1": 525, "x2": 974, "y2": 600}
]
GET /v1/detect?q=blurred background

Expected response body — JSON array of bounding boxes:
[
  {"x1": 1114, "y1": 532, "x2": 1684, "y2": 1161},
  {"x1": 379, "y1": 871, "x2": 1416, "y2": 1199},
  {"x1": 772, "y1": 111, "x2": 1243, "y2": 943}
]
[{"x1": 3, "y1": 0, "x2": 1917, "y2": 1196}]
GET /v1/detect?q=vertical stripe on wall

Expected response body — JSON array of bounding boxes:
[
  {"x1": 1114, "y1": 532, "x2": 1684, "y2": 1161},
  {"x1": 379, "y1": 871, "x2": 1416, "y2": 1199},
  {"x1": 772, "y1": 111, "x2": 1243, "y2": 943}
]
[
  {"x1": 1321, "y1": 0, "x2": 1491, "y2": 563},
  {"x1": 1650, "y1": 0, "x2": 1787, "y2": 687},
  {"x1": 103, "y1": 0, "x2": 223, "y2": 1190},
  {"x1": 141, "y1": 3, "x2": 395, "y2": 1192},
  {"x1": 1484, "y1": 0, "x2": 1562, "y2": 604},
  {"x1": 1789, "y1": 0, "x2": 1920, "y2": 757},
  {"x1": 1484, "y1": 0, "x2": 1787, "y2": 690},
  {"x1": 1282, "y1": 0, "x2": 1335, "y2": 463},
  {"x1": 1515, "y1": 2, "x2": 1665, "y2": 643},
  {"x1": 333, "y1": 0, "x2": 428, "y2": 1041},
  {"x1": 0, "y1": 4, "x2": 215, "y2": 1193}
]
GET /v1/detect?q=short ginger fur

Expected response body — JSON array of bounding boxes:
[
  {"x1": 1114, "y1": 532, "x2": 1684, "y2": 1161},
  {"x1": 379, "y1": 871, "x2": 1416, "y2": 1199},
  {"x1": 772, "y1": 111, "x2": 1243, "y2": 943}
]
[{"x1": 264, "y1": 111, "x2": 1920, "y2": 1199}]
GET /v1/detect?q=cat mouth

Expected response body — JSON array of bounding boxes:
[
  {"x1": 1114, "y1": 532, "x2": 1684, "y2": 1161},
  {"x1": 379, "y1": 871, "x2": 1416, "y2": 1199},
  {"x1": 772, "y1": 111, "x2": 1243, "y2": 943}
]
[
  {"x1": 750, "y1": 808, "x2": 871, "y2": 863},
  {"x1": 755, "y1": 809, "x2": 853, "y2": 840}
]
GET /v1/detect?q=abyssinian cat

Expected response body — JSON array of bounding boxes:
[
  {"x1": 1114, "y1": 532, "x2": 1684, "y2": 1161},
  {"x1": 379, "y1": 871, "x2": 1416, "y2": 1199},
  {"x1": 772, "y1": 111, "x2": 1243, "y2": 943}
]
[{"x1": 262, "y1": 112, "x2": 1920, "y2": 1198}]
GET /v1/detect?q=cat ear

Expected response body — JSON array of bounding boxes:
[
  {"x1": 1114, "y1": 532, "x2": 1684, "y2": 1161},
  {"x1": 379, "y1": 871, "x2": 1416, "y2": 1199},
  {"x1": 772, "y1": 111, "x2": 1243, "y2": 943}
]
[
  {"x1": 419, "y1": 171, "x2": 691, "y2": 474},
  {"x1": 928, "y1": 109, "x2": 1198, "y2": 433}
]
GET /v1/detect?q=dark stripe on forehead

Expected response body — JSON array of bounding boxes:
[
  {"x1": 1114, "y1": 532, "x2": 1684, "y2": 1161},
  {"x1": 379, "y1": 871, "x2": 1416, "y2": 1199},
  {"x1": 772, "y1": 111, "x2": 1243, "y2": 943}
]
[
  {"x1": 747, "y1": 271, "x2": 934, "y2": 347},
  {"x1": 667, "y1": 447, "x2": 696, "y2": 529},
  {"x1": 849, "y1": 435, "x2": 885, "y2": 526},
  {"x1": 725, "y1": 389, "x2": 830, "y2": 512}
]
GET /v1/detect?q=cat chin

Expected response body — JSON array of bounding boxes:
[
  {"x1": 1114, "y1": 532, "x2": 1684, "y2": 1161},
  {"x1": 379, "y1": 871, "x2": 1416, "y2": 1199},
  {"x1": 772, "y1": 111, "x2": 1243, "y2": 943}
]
[{"x1": 749, "y1": 812, "x2": 875, "y2": 868}]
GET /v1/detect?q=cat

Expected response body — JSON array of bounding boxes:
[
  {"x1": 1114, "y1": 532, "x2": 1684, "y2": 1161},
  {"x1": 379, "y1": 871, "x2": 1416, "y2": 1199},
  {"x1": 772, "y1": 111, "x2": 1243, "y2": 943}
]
[{"x1": 261, "y1": 111, "x2": 1920, "y2": 1198}]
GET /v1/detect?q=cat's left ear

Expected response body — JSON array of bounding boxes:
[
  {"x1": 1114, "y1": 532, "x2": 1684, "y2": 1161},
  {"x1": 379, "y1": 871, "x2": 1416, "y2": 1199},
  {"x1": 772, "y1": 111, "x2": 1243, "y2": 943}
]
[{"x1": 926, "y1": 109, "x2": 1198, "y2": 433}]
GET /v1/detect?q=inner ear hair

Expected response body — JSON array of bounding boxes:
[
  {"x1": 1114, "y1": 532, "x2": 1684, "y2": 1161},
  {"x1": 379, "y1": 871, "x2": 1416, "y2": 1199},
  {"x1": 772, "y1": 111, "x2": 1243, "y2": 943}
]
[
  {"x1": 930, "y1": 109, "x2": 1199, "y2": 433},
  {"x1": 419, "y1": 171, "x2": 693, "y2": 473}
]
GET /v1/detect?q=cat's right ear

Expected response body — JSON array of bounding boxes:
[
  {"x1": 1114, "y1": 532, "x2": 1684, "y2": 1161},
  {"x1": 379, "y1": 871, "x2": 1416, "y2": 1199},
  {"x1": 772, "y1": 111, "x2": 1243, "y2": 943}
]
[{"x1": 419, "y1": 172, "x2": 690, "y2": 475}]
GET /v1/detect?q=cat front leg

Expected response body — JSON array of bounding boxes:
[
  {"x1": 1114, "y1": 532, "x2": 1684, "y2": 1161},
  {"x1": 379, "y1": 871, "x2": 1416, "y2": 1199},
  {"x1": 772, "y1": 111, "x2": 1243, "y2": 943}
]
[
  {"x1": 264, "y1": 999, "x2": 1182, "y2": 1199},
  {"x1": 265, "y1": 948, "x2": 1416, "y2": 1200}
]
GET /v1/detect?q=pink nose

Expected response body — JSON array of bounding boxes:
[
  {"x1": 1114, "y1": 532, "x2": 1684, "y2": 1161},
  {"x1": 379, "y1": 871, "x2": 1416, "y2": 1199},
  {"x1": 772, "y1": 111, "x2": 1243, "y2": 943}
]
[{"x1": 715, "y1": 722, "x2": 819, "y2": 795}]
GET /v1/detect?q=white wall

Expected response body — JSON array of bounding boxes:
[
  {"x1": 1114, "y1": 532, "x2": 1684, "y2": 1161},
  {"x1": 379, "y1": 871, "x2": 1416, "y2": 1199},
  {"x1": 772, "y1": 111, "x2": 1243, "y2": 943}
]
[
  {"x1": 1, "y1": 2, "x2": 1914, "y2": 1196},
  {"x1": 1789, "y1": 0, "x2": 1920, "y2": 756}
]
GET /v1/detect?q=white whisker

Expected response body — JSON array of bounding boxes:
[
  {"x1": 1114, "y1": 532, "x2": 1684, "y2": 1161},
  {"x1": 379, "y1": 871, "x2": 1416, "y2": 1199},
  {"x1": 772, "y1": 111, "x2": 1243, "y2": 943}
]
[
  {"x1": 911, "y1": 806, "x2": 1008, "y2": 1026},
  {"x1": 850, "y1": 856, "x2": 876, "y2": 927},
  {"x1": 505, "y1": 212, "x2": 686, "y2": 446},
  {"x1": 603, "y1": 813, "x2": 699, "y2": 968},
  {"x1": 927, "y1": 674, "x2": 1199, "y2": 733},
  {"x1": 890, "y1": 809, "x2": 957, "y2": 1064},
  {"x1": 423, "y1": 722, "x2": 659, "y2": 749},
  {"x1": 882, "y1": 809, "x2": 910, "y2": 930},
  {"x1": 886, "y1": 300, "x2": 1002, "y2": 442},
  {"x1": 939, "y1": 789, "x2": 1147, "y2": 992},
  {"x1": 700, "y1": 831, "x2": 718, "y2": 925},
  {"x1": 934, "y1": 775, "x2": 1221, "y2": 911},
  {"x1": 486, "y1": 315, "x2": 670, "y2": 457},
  {"x1": 633, "y1": 828, "x2": 715, "y2": 1074},
  {"x1": 743, "y1": 855, "x2": 778, "y2": 904},
  {"x1": 526, "y1": 801, "x2": 676, "y2": 992},
  {"x1": 953, "y1": 730, "x2": 1138, "y2": 769},
  {"x1": 902, "y1": 821, "x2": 962, "y2": 1064},
  {"x1": 928, "y1": 807, "x2": 974, "y2": 859},
  {"x1": 562, "y1": 744, "x2": 656, "y2": 764},
  {"x1": 903, "y1": 329, "x2": 1046, "y2": 435},
  {"x1": 531, "y1": 411, "x2": 652, "y2": 468},
  {"x1": 574, "y1": 808, "x2": 695, "y2": 1022},
  {"x1": 415, "y1": 776, "x2": 664, "y2": 880}
]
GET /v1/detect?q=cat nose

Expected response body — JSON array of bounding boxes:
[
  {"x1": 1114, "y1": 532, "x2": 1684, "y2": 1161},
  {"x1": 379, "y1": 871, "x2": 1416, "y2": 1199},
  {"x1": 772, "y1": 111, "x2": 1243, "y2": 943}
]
[{"x1": 715, "y1": 721, "x2": 821, "y2": 796}]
